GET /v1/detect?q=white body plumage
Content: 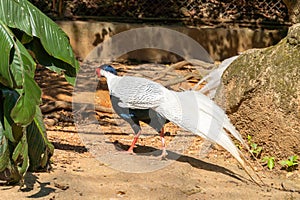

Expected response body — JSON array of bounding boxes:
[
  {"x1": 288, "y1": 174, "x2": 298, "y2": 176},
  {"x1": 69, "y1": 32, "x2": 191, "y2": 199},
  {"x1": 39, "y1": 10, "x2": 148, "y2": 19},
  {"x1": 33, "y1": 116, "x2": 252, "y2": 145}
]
[{"x1": 100, "y1": 68, "x2": 247, "y2": 166}]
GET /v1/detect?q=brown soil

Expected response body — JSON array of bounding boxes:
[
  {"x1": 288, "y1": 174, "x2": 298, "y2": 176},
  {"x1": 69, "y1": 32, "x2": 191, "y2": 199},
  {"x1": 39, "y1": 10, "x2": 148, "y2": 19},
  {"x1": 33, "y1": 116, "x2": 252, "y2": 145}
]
[
  {"x1": 1, "y1": 64, "x2": 299, "y2": 199},
  {"x1": 229, "y1": 91, "x2": 300, "y2": 161}
]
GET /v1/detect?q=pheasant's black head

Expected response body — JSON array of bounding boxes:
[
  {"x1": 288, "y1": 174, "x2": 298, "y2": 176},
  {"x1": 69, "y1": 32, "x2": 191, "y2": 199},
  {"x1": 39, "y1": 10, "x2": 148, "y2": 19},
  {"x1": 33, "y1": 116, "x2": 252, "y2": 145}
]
[
  {"x1": 99, "y1": 64, "x2": 117, "y2": 75},
  {"x1": 96, "y1": 64, "x2": 117, "y2": 78}
]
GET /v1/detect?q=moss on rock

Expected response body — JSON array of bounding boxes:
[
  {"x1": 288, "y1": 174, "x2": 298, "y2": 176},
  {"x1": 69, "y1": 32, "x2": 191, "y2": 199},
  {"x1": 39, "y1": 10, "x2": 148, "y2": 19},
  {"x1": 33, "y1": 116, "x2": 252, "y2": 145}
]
[{"x1": 216, "y1": 23, "x2": 300, "y2": 161}]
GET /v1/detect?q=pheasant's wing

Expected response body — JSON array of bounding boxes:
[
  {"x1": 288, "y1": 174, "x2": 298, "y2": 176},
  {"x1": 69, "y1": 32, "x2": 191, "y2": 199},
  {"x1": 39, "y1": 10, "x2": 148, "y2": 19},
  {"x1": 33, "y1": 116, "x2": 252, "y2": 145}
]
[{"x1": 111, "y1": 76, "x2": 165, "y2": 109}]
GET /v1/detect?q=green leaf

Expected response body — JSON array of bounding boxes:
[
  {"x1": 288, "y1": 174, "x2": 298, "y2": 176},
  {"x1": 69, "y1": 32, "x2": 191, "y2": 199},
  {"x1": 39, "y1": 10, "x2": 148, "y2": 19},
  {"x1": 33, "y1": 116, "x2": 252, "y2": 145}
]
[
  {"x1": 0, "y1": 120, "x2": 10, "y2": 172},
  {"x1": 10, "y1": 39, "x2": 36, "y2": 83},
  {"x1": 289, "y1": 155, "x2": 298, "y2": 163},
  {"x1": 1, "y1": 88, "x2": 53, "y2": 182},
  {"x1": 1, "y1": 88, "x2": 19, "y2": 142},
  {"x1": 280, "y1": 156, "x2": 299, "y2": 168},
  {"x1": 21, "y1": 32, "x2": 33, "y2": 44},
  {"x1": 0, "y1": 21, "x2": 15, "y2": 88},
  {"x1": 0, "y1": 20, "x2": 36, "y2": 85},
  {"x1": 25, "y1": 38, "x2": 79, "y2": 85},
  {"x1": 0, "y1": 89, "x2": 23, "y2": 182},
  {"x1": 0, "y1": 0, "x2": 79, "y2": 85},
  {"x1": 26, "y1": 106, "x2": 54, "y2": 171},
  {"x1": 267, "y1": 158, "x2": 275, "y2": 170},
  {"x1": 251, "y1": 143, "x2": 258, "y2": 149},
  {"x1": 0, "y1": 0, "x2": 76, "y2": 65},
  {"x1": 247, "y1": 135, "x2": 252, "y2": 141},
  {"x1": 0, "y1": 21, "x2": 40, "y2": 126},
  {"x1": 262, "y1": 156, "x2": 275, "y2": 170},
  {"x1": 12, "y1": 129, "x2": 29, "y2": 175},
  {"x1": 279, "y1": 160, "x2": 288, "y2": 166},
  {"x1": 255, "y1": 147, "x2": 262, "y2": 153},
  {"x1": 0, "y1": 128, "x2": 20, "y2": 183},
  {"x1": 10, "y1": 73, "x2": 41, "y2": 126},
  {"x1": 0, "y1": 0, "x2": 76, "y2": 184},
  {"x1": 288, "y1": 161, "x2": 294, "y2": 166}
]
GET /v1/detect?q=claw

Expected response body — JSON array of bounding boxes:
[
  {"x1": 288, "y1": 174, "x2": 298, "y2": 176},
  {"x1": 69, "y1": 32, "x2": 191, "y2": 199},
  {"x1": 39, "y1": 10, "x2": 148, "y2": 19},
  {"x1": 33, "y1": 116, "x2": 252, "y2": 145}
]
[
  {"x1": 159, "y1": 149, "x2": 168, "y2": 160},
  {"x1": 123, "y1": 150, "x2": 136, "y2": 155}
]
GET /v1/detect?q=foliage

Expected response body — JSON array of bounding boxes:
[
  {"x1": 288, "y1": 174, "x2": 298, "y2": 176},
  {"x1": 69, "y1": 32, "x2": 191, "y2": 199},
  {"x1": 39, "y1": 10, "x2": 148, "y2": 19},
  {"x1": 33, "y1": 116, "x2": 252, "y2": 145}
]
[
  {"x1": 262, "y1": 156, "x2": 275, "y2": 170},
  {"x1": 247, "y1": 135, "x2": 263, "y2": 158},
  {"x1": 0, "y1": 0, "x2": 79, "y2": 184},
  {"x1": 279, "y1": 155, "x2": 298, "y2": 171}
]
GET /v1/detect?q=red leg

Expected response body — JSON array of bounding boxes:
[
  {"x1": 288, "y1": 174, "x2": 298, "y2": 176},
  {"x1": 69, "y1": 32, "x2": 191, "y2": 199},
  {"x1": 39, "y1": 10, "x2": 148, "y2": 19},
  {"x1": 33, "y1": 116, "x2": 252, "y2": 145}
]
[
  {"x1": 127, "y1": 130, "x2": 142, "y2": 154},
  {"x1": 160, "y1": 127, "x2": 168, "y2": 159}
]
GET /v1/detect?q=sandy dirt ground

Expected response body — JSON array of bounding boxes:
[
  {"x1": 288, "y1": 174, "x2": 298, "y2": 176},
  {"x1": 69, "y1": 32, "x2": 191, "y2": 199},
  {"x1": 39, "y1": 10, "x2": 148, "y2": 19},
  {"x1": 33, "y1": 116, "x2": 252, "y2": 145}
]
[{"x1": 1, "y1": 128, "x2": 299, "y2": 200}]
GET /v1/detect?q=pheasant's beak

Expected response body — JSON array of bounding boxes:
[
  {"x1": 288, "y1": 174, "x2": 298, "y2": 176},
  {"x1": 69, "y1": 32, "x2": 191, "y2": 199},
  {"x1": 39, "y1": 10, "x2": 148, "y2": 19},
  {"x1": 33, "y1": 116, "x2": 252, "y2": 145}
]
[{"x1": 96, "y1": 68, "x2": 101, "y2": 78}]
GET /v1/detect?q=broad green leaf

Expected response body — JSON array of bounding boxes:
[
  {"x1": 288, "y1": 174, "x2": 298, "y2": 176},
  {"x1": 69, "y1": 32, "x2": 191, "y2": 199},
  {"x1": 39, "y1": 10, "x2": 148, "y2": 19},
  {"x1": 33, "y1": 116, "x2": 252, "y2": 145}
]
[
  {"x1": 0, "y1": 0, "x2": 77, "y2": 183},
  {"x1": 25, "y1": 38, "x2": 79, "y2": 85},
  {"x1": 2, "y1": 88, "x2": 19, "y2": 142},
  {"x1": 0, "y1": 0, "x2": 79, "y2": 85},
  {"x1": 27, "y1": 106, "x2": 54, "y2": 171},
  {"x1": 0, "y1": 20, "x2": 36, "y2": 87},
  {"x1": 10, "y1": 39, "x2": 36, "y2": 82},
  {"x1": 0, "y1": 0, "x2": 75, "y2": 65},
  {"x1": 1, "y1": 88, "x2": 53, "y2": 182},
  {"x1": 0, "y1": 20, "x2": 39, "y2": 126},
  {"x1": 0, "y1": 121, "x2": 10, "y2": 172},
  {"x1": 12, "y1": 129, "x2": 29, "y2": 175},
  {"x1": 11, "y1": 73, "x2": 41, "y2": 126},
  {"x1": 0, "y1": 21, "x2": 14, "y2": 88},
  {"x1": 3, "y1": 117, "x2": 14, "y2": 142},
  {"x1": 0, "y1": 132, "x2": 20, "y2": 183},
  {"x1": 0, "y1": 89, "x2": 22, "y2": 182}
]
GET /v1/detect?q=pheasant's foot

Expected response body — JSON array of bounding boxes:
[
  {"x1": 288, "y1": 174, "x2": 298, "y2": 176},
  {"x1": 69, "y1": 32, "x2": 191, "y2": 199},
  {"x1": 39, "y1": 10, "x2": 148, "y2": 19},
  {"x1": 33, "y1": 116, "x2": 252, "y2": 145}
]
[{"x1": 159, "y1": 149, "x2": 168, "y2": 160}]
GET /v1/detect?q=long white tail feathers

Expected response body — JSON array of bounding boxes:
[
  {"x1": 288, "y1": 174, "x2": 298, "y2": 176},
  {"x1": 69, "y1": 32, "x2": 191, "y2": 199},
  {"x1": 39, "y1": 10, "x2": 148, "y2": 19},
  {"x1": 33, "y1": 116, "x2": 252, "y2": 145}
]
[
  {"x1": 193, "y1": 91, "x2": 248, "y2": 146},
  {"x1": 159, "y1": 90, "x2": 263, "y2": 185},
  {"x1": 160, "y1": 90, "x2": 247, "y2": 164},
  {"x1": 196, "y1": 55, "x2": 240, "y2": 98}
]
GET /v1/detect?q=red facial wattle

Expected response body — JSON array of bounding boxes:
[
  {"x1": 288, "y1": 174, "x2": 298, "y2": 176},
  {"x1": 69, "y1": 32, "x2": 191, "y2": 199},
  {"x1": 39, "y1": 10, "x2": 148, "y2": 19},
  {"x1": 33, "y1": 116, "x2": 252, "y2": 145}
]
[{"x1": 96, "y1": 68, "x2": 101, "y2": 77}]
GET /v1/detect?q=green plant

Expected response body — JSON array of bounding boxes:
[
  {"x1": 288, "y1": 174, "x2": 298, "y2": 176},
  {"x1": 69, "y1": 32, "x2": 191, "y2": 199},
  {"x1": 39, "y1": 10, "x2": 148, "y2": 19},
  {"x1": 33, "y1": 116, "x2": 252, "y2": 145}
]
[
  {"x1": 247, "y1": 135, "x2": 263, "y2": 158},
  {"x1": 279, "y1": 155, "x2": 298, "y2": 171},
  {"x1": 262, "y1": 156, "x2": 275, "y2": 170},
  {"x1": 0, "y1": 0, "x2": 79, "y2": 184}
]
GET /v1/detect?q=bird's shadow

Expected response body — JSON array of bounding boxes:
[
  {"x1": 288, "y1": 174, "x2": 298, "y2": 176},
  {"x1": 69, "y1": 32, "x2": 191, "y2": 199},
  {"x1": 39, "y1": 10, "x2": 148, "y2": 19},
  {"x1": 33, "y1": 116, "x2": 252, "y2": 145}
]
[{"x1": 111, "y1": 140, "x2": 247, "y2": 183}]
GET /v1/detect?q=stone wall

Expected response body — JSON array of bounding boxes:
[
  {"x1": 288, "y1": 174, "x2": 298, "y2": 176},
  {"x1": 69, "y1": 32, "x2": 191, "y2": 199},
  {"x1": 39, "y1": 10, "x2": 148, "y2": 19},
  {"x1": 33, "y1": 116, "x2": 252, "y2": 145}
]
[{"x1": 57, "y1": 21, "x2": 288, "y2": 62}]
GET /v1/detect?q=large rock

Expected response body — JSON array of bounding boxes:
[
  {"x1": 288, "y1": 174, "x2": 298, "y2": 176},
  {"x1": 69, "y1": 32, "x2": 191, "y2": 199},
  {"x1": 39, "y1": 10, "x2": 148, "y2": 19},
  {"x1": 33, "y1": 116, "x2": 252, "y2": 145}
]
[{"x1": 216, "y1": 24, "x2": 300, "y2": 160}]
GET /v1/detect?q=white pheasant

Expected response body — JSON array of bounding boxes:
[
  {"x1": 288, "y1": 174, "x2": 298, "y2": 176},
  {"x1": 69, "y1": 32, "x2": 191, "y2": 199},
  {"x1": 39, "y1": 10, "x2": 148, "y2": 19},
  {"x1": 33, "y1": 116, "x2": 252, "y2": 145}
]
[{"x1": 96, "y1": 64, "x2": 262, "y2": 185}]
